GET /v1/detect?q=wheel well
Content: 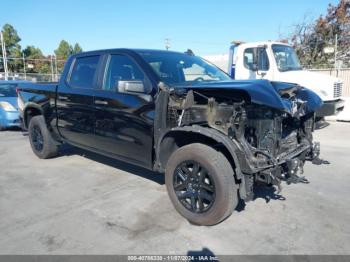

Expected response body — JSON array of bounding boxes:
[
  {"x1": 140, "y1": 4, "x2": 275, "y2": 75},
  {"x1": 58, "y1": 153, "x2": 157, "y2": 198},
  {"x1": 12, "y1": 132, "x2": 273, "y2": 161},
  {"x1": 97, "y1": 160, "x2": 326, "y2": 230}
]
[
  {"x1": 24, "y1": 107, "x2": 42, "y2": 128},
  {"x1": 158, "y1": 131, "x2": 236, "y2": 173}
]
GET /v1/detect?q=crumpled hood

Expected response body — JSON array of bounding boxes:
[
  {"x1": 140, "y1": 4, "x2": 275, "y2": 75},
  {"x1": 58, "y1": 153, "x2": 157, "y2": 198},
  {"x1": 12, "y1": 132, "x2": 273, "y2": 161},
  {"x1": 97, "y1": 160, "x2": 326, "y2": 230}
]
[
  {"x1": 270, "y1": 81, "x2": 323, "y2": 114},
  {"x1": 174, "y1": 79, "x2": 323, "y2": 115}
]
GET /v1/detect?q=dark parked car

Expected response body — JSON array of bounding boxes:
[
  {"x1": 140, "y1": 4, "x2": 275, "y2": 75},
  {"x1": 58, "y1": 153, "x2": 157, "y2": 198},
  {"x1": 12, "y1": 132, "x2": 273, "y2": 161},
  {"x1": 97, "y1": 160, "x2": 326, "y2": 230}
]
[
  {"x1": 0, "y1": 81, "x2": 23, "y2": 130},
  {"x1": 17, "y1": 49, "x2": 322, "y2": 225}
]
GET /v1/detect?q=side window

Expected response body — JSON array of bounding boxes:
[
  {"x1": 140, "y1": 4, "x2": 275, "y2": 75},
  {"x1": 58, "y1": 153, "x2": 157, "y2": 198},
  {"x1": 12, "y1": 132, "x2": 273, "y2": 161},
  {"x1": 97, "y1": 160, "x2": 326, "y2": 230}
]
[
  {"x1": 69, "y1": 56, "x2": 100, "y2": 89},
  {"x1": 243, "y1": 48, "x2": 254, "y2": 70},
  {"x1": 103, "y1": 55, "x2": 144, "y2": 91},
  {"x1": 243, "y1": 48, "x2": 269, "y2": 71}
]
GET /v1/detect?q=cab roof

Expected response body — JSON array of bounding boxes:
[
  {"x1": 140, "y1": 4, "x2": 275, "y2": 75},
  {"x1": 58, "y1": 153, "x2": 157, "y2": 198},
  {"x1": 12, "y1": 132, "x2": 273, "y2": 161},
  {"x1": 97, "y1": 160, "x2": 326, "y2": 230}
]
[
  {"x1": 232, "y1": 41, "x2": 291, "y2": 47},
  {"x1": 72, "y1": 48, "x2": 188, "y2": 57}
]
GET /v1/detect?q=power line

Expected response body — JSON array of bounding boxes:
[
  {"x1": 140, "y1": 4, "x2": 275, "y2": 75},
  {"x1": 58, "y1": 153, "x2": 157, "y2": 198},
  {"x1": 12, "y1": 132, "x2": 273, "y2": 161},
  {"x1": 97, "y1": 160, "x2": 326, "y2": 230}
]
[{"x1": 4, "y1": 56, "x2": 65, "y2": 62}]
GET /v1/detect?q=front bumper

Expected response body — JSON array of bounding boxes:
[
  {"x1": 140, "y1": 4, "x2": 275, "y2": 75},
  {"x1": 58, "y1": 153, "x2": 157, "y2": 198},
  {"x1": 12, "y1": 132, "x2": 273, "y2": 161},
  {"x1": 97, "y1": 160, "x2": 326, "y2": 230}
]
[
  {"x1": 236, "y1": 139, "x2": 314, "y2": 175},
  {"x1": 316, "y1": 99, "x2": 345, "y2": 117},
  {"x1": 0, "y1": 111, "x2": 21, "y2": 128}
]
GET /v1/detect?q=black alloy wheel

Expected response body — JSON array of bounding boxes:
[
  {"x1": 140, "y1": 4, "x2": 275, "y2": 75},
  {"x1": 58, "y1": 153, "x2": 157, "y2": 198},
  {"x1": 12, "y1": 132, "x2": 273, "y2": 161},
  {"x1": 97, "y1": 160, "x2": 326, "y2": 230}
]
[
  {"x1": 165, "y1": 143, "x2": 238, "y2": 225},
  {"x1": 28, "y1": 115, "x2": 58, "y2": 159},
  {"x1": 31, "y1": 125, "x2": 44, "y2": 152},
  {"x1": 173, "y1": 160, "x2": 216, "y2": 213}
]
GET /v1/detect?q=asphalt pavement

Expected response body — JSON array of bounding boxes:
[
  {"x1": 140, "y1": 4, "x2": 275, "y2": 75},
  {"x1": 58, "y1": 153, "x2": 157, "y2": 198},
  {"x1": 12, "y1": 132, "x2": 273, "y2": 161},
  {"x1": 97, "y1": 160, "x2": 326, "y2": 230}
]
[{"x1": 0, "y1": 122, "x2": 349, "y2": 255}]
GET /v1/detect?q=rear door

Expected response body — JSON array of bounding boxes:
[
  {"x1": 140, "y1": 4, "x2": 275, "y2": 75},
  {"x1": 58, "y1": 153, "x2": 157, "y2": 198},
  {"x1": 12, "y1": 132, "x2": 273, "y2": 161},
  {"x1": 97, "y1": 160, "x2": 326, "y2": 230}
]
[
  {"x1": 93, "y1": 53, "x2": 154, "y2": 168},
  {"x1": 56, "y1": 55, "x2": 101, "y2": 148}
]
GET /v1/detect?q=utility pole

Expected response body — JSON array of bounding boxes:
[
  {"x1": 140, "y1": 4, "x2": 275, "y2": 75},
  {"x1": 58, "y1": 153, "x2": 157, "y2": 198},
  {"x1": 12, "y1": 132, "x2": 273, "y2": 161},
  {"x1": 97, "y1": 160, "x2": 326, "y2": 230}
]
[
  {"x1": 22, "y1": 52, "x2": 26, "y2": 80},
  {"x1": 334, "y1": 33, "x2": 338, "y2": 71},
  {"x1": 0, "y1": 31, "x2": 9, "y2": 80},
  {"x1": 54, "y1": 56, "x2": 58, "y2": 81},
  {"x1": 50, "y1": 55, "x2": 54, "y2": 81},
  {"x1": 165, "y1": 38, "x2": 171, "y2": 50}
]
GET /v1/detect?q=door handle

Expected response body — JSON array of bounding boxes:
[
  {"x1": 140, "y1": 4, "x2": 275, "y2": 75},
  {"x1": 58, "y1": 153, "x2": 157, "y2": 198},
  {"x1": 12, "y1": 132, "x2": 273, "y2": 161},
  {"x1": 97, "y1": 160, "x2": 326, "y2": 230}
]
[
  {"x1": 58, "y1": 95, "x2": 70, "y2": 101},
  {"x1": 95, "y1": 100, "x2": 108, "y2": 105}
]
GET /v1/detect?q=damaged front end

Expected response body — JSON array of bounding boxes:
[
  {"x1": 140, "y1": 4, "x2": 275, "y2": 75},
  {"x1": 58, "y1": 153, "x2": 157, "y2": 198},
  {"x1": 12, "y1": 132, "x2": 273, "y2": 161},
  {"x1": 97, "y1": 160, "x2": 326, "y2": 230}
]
[{"x1": 163, "y1": 80, "x2": 323, "y2": 199}]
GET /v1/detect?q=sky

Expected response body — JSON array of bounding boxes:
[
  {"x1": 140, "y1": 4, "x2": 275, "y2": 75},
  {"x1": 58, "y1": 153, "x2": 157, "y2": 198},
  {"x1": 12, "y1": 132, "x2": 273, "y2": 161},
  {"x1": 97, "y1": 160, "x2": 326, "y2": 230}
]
[{"x1": 0, "y1": 0, "x2": 340, "y2": 56}]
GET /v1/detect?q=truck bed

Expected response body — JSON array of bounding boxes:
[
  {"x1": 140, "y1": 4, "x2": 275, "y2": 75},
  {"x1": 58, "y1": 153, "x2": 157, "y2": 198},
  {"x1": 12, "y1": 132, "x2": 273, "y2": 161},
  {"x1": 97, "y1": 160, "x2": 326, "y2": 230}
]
[{"x1": 17, "y1": 82, "x2": 59, "y2": 130}]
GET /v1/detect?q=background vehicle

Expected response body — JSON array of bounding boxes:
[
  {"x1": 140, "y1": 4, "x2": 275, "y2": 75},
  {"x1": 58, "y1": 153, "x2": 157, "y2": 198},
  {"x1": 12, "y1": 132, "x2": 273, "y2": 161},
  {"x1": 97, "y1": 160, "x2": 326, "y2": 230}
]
[
  {"x1": 17, "y1": 49, "x2": 322, "y2": 225},
  {"x1": 0, "y1": 81, "x2": 22, "y2": 130},
  {"x1": 226, "y1": 41, "x2": 344, "y2": 118}
]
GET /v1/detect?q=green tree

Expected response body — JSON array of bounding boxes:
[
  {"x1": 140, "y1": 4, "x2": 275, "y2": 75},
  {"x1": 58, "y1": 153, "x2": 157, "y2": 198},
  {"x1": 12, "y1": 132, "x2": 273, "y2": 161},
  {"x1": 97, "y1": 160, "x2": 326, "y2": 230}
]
[
  {"x1": 23, "y1": 45, "x2": 44, "y2": 59},
  {"x1": 72, "y1": 43, "x2": 83, "y2": 54},
  {"x1": 54, "y1": 40, "x2": 83, "y2": 73},
  {"x1": 1, "y1": 24, "x2": 22, "y2": 72},
  {"x1": 55, "y1": 40, "x2": 72, "y2": 73},
  {"x1": 1, "y1": 26, "x2": 84, "y2": 75},
  {"x1": 54, "y1": 40, "x2": 73, "y2": 60},
  {"x1": 23, "y1": 45, "x2": 50, "y2": 74},
  {"x1": 289, "y1": 0, "x2": 350, "y2": 68}
]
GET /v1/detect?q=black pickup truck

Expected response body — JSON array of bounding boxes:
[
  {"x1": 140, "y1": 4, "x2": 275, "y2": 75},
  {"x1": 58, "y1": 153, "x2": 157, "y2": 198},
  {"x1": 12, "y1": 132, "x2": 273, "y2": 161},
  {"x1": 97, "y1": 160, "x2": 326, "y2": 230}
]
[{"x1": 18, "y1": 49, "x2": 322, "y2": 225}]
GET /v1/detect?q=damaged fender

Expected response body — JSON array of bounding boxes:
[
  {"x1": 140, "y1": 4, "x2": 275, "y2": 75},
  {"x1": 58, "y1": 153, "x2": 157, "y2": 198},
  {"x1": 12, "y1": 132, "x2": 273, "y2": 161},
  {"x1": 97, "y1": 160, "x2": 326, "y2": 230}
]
[{"x1": 156, "y1": 125, "x2": 243, "y2": 179}]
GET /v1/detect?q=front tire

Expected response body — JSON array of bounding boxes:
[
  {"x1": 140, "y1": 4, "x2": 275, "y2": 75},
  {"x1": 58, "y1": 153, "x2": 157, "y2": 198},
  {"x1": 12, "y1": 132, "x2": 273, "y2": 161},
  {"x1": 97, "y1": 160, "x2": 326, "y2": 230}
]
[
  {"x1": 165, "y1": 143, "x2": 238, "y2": 226},
  {"x1": 28, "y1": 115, "x2": 58, "y2": 159}
]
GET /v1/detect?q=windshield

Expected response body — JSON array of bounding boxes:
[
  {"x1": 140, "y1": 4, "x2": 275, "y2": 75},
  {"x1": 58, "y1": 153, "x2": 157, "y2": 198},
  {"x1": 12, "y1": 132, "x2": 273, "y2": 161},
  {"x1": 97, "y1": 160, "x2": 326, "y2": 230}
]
[
  {"x1": 272, "y1": 44, "x2": 302, "y2": 72},
  {"x1": 137, "y1": 51, "x2": 231, "y2": 85},
  {"x1": 0, "y1": 84, "x2": 17, "y2": 97}
]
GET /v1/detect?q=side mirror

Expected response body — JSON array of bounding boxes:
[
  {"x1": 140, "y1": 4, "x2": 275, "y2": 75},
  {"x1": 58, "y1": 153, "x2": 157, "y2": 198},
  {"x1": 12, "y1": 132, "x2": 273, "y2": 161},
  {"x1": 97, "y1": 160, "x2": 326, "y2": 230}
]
[
  {"x1": 252, "y1": 45, "x2": 268, "y2": 72},
  {"x1": 117, "y1": 80, "x2": 145, "y2": 94},
  {"x1": 252, "y1": 48, "x2": 259, "y2": 72}
]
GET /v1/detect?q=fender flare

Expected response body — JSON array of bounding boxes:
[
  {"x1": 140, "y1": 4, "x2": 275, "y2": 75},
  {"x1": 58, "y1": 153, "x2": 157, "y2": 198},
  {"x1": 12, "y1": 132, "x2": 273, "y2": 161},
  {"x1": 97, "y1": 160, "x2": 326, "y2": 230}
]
[
  {"x1": 22, "y1": 102, "x2": 44, "y2": 129},
  {"x1": 156, "y1": 125, "x2": 243, "y2": 180}
]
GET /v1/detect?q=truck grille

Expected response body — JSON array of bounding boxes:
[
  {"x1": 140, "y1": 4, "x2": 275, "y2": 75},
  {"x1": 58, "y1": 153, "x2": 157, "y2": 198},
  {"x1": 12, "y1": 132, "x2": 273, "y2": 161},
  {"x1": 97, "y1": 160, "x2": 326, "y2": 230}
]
[{"x1": 334, "y1": 82, "x2": 343, "y2": 98}]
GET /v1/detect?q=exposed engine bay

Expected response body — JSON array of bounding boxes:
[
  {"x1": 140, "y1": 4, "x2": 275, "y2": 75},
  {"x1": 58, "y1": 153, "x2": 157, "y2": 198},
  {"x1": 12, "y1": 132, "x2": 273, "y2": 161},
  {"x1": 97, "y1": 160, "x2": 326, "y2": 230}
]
[{"x1": 163, "y1": 83, "x2": 322, "y2": 198}]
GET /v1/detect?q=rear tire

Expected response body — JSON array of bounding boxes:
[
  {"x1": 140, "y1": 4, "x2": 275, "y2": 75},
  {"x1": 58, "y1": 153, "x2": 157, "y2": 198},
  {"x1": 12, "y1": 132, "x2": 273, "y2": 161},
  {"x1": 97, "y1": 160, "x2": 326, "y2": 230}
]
[
  {"x1": 165, "y1": 143, "x2": 238, "y2": 226},
  {"x1": 28, "y1": 115, "x2": 58, "y2": 159}
]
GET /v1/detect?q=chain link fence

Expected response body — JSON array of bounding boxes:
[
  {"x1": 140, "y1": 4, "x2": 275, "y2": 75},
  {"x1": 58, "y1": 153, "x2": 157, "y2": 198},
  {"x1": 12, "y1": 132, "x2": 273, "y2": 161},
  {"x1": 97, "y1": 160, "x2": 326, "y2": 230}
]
[
  {"x1": 0, "y1": 56, "x2": 65, "y2": 82},
  {"x1": 0, "y1": 72, "x2": 60, "y2": 82}
]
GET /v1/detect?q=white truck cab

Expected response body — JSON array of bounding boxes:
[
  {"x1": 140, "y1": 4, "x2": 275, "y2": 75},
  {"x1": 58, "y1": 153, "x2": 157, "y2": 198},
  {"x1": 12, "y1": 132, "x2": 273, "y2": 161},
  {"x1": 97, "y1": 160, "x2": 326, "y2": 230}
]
[{"x1": 228, "y1": 41, "x2": 345, "y2": 117}]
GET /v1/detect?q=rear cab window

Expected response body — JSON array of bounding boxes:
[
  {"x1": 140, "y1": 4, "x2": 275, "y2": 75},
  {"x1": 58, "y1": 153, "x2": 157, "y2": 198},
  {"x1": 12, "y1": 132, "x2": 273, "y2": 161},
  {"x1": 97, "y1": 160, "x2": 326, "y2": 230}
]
[{"x1": 68, "y1": 56, "x2": 100, "y2": 89}]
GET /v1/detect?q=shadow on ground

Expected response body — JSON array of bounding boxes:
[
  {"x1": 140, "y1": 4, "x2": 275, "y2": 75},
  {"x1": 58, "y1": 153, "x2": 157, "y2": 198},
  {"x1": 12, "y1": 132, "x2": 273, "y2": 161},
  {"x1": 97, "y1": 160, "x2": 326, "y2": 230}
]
[
  {"x1": 57, "y1": 145, "x2": 292, "y2": 211},
  {"x1": 0, "y1": 127, "x2": 23, "y2": 132},
  {"x1": 235, "y1": 185, "x2": 286, "y2": 212},
  {"x1": 58, "y1": 144, "x2": 165, "y2": 185},
  {"x1": 187, "y1": 247, "x2": 218, "y2": 260},
  {"x1": 58, "y1": 144, "x2": 291, "y2": 215}
]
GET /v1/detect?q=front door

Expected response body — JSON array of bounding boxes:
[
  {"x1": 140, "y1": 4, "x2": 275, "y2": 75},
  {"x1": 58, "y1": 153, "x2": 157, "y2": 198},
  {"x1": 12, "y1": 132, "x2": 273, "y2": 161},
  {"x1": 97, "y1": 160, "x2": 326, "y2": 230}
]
[
  {"x1": 93, "y1": 54, "x2": 154, "y2": 168},
  {"x1": 236, "y1": 47, "x2": 272, "y2": 80}
]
